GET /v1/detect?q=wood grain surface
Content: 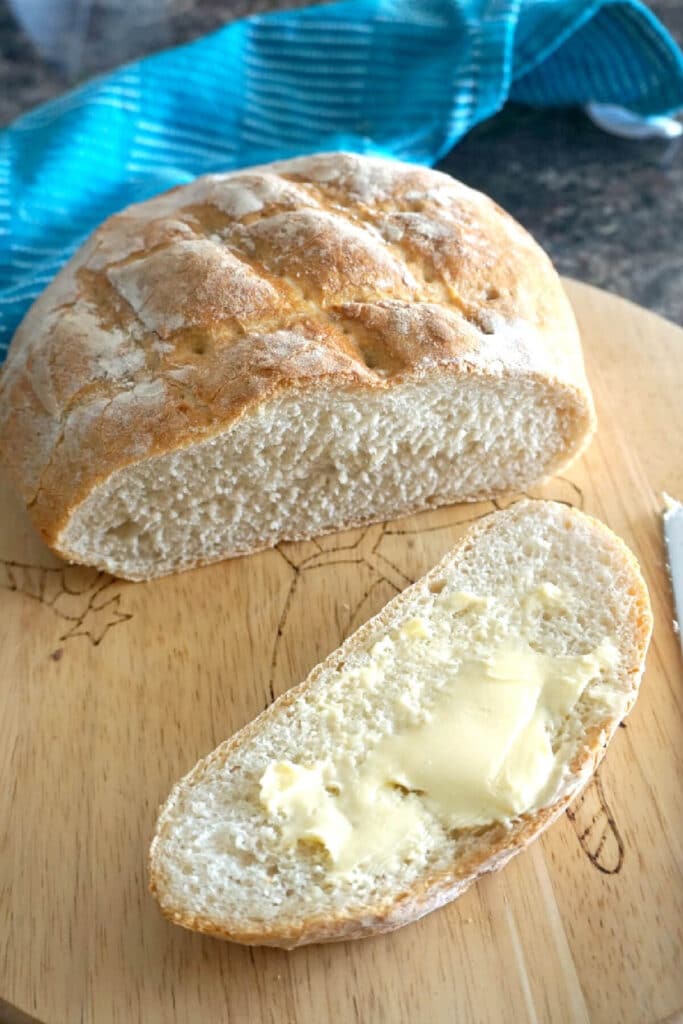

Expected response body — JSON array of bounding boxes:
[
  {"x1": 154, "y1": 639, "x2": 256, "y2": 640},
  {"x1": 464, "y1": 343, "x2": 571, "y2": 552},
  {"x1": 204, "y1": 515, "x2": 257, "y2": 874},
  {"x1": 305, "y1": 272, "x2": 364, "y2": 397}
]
[{"x1": 0, "y1": 281, "x2": 681, "y2": 1024}]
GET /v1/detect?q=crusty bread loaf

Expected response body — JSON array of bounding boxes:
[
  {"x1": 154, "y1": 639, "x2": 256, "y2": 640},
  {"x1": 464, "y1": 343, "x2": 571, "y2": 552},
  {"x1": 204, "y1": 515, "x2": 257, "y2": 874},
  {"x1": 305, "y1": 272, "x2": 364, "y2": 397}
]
[
  {"x1": 149, "y1": 501, "x2": 651, "y2": 948},
  {"x1": 0, "y1": 153, "x2": 596, "y2": 580}
]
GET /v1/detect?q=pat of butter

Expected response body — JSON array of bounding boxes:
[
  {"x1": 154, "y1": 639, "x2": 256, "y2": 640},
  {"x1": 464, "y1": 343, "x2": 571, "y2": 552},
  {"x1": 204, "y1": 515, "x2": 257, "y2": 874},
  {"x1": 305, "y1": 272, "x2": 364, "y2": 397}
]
[
  {"x1": 259, "y1": 601, "x2": 621, "y2": 875},
  {"x1": 536, "y1": 582, "x2": 564, "y2": 604},
  {"x1": 401, "y1": 617, "x2": 429, "y2": 639},
  {"x1": 524, "y1": 582, "x2": 566, "y2": 616},
  {"x1": 259, "y1": 761, "x2": 351, "y2": 861},
  {"x1": 440, "y1": 591, "x2": 488, "y2": 613},
  {"x1": 259, "y1": 760, "x2": 424, "y2": 872},
  {"x1": 373, "y1": 643, "x2": 619, "y2": 828}
]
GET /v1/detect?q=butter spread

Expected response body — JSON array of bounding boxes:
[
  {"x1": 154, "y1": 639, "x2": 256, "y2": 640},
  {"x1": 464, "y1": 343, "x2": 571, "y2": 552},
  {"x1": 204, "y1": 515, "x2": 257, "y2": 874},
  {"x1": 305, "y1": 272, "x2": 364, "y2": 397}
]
[
  {"x1": 259, "y1": 599, "x2": 620, "y2": 875},
  {"x1": 261, "y1": 759, "x2": 433, "y2": 872},
  {"x1": 439, "y1": 591, "x2": 488, "y2": 614},
  {"x1": 535, "y1": 582, "x2": 564, "y2": 605},
  {"x1": 259, "y1": 762, "x2": 352, "y2": 860}
]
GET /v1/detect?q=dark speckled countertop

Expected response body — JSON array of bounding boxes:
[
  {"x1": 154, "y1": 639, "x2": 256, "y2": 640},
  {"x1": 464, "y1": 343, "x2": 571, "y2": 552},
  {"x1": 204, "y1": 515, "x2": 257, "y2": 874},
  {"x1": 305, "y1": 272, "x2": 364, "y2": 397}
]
[{"x1": 1, "y1": 0, "x2": 682, "y2": 324}]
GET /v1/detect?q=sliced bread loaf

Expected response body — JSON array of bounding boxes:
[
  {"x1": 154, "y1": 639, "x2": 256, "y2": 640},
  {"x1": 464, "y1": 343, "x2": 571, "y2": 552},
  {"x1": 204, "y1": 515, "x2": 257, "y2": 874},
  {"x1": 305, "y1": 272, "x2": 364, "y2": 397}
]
[
  {"x1": 0, "y1": 153, "x2": 595, "y2": 580},
  {"x1": 149, "y1": 500, "x2": 651, "y2": 947}
]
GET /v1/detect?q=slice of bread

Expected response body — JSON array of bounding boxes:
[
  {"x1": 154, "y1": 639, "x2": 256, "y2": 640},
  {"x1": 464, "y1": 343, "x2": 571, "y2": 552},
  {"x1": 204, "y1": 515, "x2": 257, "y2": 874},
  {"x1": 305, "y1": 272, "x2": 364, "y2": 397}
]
[{"x1": 149, "y1": 501, "x2": 652, "y2": 948}]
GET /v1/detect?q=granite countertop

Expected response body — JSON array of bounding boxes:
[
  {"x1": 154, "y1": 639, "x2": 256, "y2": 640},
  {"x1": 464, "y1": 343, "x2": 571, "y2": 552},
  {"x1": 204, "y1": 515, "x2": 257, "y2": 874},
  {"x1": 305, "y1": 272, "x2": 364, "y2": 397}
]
[{"x1": 1, "y1": 0, "x2": 682, "y2": 325}]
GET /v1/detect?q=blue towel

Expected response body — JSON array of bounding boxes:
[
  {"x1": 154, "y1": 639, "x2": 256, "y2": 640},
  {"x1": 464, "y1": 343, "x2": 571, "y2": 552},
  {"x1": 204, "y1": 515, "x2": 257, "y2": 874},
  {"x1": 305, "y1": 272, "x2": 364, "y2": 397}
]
[{"x1": 1, "y1": 0, "x2": 682, "y2": 361}]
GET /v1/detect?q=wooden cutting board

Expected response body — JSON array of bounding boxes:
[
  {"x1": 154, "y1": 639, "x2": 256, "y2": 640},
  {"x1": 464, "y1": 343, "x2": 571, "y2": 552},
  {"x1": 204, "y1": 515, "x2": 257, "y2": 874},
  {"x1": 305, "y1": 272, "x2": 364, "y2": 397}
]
[{"x1": 1, "y1": 280, "x2": 682, "y2": 1024}]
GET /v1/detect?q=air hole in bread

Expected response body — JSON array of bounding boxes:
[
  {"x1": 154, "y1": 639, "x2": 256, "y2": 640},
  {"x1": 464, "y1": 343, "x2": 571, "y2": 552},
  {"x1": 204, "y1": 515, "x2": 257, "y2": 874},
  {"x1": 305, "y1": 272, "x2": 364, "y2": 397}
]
[
  {"x1": 105, "y1": 519, "x2": 139, "y2": 542},
  {"x1": 389, "y1": 782, "x2": 425, "y2": 797},
  {"x1": 448, "y1": 823, "x2": 497, "y2": 839},
  {"x1": 359, "y1": 347, "x2": 379, "y2": 369},
  {"x1": 428, "y1": 579, "x2": 446, "y2": 594},
  {"x1": 486, "y1": 286, "x2": 501, "y2": 301}
]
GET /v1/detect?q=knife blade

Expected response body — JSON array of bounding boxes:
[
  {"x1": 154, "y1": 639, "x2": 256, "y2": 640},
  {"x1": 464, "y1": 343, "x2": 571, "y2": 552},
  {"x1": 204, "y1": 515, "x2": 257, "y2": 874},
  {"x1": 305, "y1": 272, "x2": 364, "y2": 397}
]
[{"x1": 663, "y1": 493, "x2": 683, "y2": 657}]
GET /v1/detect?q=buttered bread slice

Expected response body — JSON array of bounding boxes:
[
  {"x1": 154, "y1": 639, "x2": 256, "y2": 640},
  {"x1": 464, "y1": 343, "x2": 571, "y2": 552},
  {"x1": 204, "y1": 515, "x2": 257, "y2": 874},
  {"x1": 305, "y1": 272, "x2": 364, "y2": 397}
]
[{"x1": 149, "y1": 501, "x2": 652, "y2": 947}]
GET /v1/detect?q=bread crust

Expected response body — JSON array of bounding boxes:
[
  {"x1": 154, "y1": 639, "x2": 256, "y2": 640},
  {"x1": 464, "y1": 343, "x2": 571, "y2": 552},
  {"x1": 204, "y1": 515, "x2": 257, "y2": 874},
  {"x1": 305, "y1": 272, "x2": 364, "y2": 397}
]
[
  {"x1": 0, "y1": 154, "x2": 595, "y2": 570},
  {"x1": 148, "y1": 502, "x2": 652, "y2": 947}
]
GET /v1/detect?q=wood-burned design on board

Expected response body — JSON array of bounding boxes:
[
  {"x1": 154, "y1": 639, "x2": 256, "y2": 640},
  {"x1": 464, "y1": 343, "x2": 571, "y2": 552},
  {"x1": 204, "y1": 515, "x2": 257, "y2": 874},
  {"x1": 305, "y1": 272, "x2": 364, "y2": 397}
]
[
  {"x1": 268, "y1": 477, "x2": 585, "y2": 703},
  {"x1": 566, "y1": 772, "x2": 624, "y2": 874},
  {"x1": 0, "y1": 560, "x2": 132, "y2": 646},
  {"x1": 268, "y1": 476, "x2": 623, "y2": 875}
]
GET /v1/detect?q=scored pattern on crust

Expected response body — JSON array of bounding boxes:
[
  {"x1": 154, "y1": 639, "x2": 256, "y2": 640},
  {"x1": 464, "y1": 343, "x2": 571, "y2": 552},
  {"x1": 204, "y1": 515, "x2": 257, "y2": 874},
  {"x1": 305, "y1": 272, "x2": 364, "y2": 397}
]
[{"x1": 28, "y1": 159, "x2": 542, "y2": 406}]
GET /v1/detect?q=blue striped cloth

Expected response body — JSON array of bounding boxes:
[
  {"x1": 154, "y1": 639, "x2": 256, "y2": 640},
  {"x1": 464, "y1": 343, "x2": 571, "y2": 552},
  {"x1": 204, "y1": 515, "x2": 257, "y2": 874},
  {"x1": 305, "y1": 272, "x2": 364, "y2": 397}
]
[{"x1": 1, "y1": 0, "x2": 682, "y2": 361}]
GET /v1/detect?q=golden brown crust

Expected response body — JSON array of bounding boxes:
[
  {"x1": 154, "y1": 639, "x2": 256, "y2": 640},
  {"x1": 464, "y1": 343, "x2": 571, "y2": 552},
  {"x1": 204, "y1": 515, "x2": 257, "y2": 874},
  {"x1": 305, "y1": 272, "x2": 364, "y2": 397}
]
[
  {"x1": 0, "y1": 154, "x2": 595, "y2": 561},
  {"x1": 148, "y1": 501, "x2": 652, "y2": 948}
]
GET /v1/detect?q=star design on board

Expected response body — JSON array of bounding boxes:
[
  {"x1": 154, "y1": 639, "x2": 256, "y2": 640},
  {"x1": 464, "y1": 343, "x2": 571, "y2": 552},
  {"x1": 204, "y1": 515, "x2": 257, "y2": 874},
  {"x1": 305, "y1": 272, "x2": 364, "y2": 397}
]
[
  {"x1": 58, "y1": 590, "x2": 133, "y2": 646},
  {"x1": 0, "y1": 559, "x2": 134, "y2": 647}
]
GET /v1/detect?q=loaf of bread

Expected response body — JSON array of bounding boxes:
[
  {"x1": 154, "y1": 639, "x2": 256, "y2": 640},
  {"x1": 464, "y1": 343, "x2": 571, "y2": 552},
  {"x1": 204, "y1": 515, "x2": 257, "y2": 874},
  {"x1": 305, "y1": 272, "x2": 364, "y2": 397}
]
[
  {"x1": 149, "y1": 500, "x2": 651, "y2": 947},
  {"x1": 0, "y1": 153, "x2": 596, "y2": 580}
]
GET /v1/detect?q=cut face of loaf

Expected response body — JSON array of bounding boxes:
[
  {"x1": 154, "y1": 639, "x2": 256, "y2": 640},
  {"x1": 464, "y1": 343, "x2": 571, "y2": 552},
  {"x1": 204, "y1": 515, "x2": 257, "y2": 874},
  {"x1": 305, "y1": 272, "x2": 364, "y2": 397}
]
[
  {"x1": 149, "y1": 501, "x2": 652, "y2": 948},
  {"x1": 0, "y1": 152, "x2": 595, "y2": 580},
  {"x1": 62, "y1": 376, "x2": 589, "y2": 579}
]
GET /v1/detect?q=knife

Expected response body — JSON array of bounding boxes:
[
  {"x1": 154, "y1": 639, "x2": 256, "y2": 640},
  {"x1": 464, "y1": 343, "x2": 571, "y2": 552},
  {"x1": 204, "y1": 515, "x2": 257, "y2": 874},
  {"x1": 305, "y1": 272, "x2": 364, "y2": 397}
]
[{"x1": 663, "y1": 494, "x2": 683, "y2": 656}]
